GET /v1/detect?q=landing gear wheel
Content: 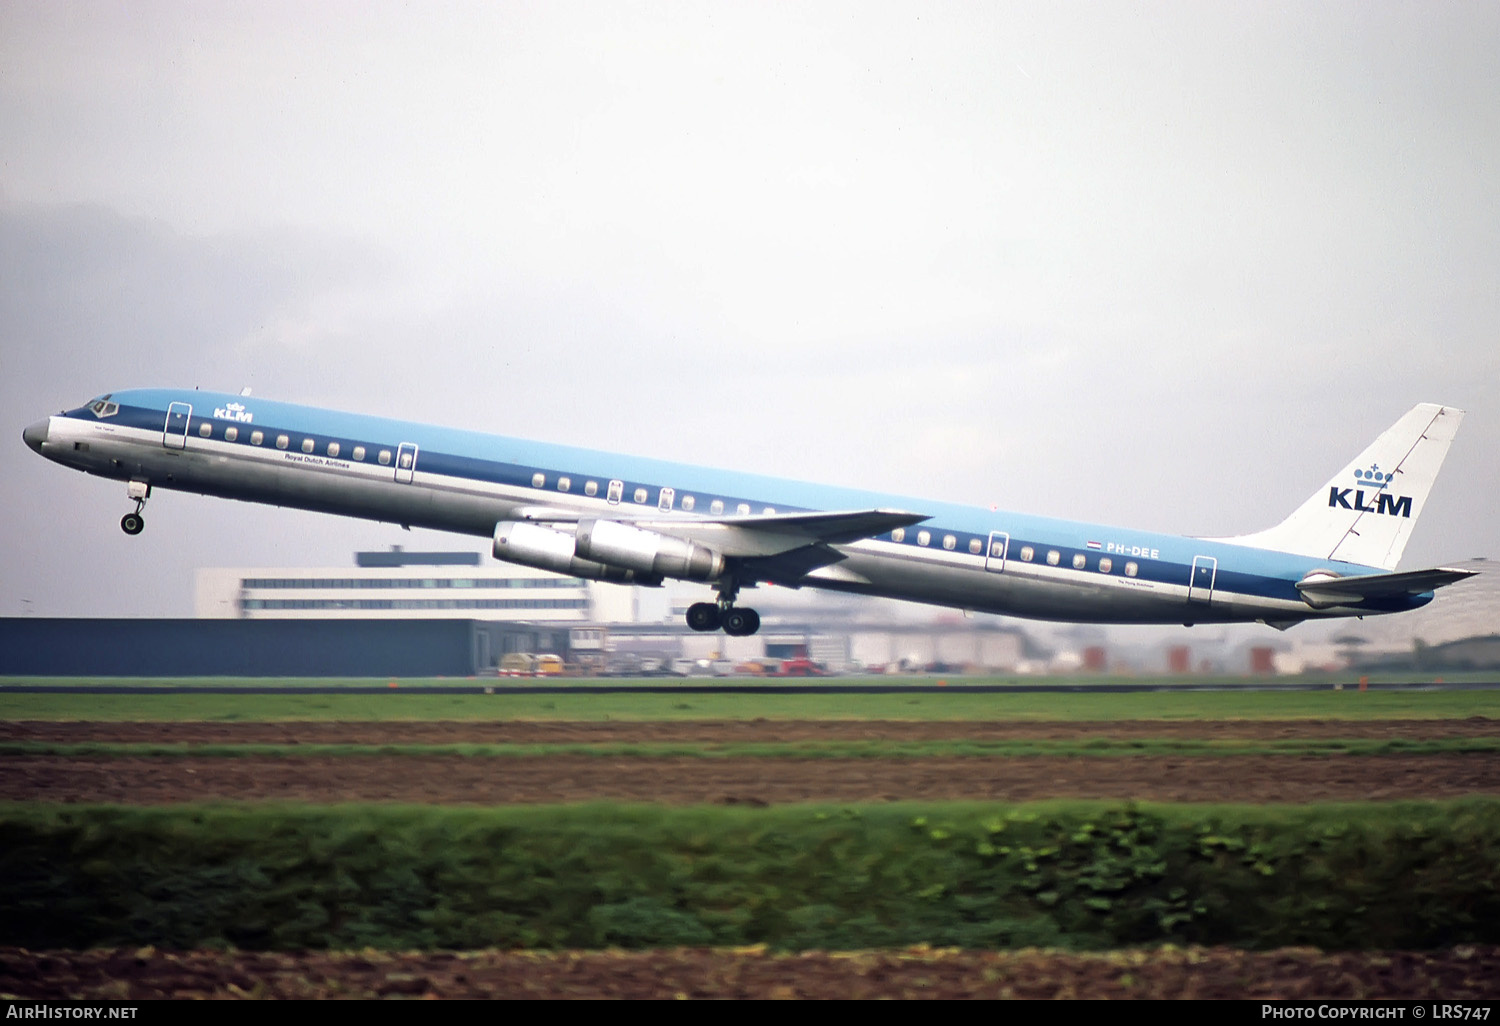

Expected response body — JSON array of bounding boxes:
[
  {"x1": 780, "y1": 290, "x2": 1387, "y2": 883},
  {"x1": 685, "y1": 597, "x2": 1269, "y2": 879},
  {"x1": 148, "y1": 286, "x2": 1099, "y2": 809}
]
[
  {"x1": 686, "y1": 602, "x2": 722, "y2": 632},
  {"x1": 722, "y1": 607, "x2": 760, "y2": 637},
  {"x1": 120, "y1": 512, "x2": 145, "y2": 535}
]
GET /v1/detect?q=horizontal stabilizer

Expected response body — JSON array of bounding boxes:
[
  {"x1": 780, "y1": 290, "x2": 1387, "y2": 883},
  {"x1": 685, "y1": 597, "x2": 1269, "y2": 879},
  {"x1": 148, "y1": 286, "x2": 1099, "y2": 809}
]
[{"x1": 1296, "y1": 566, "x2": 1477, "y2": 608}]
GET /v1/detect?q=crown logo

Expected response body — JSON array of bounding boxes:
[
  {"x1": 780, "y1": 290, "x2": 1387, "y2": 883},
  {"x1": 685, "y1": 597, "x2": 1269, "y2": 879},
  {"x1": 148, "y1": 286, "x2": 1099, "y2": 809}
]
[
  {"x1": 1352, "y1": 464, "x2": 1392, "y2": 489},
  {"x1": 226, "y1": 402, "x2": 245, "y2": 412}
]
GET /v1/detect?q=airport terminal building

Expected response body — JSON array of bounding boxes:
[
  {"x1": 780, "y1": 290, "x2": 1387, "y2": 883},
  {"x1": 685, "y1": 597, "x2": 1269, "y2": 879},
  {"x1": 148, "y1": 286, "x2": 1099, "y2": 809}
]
[{"x1": 195, "y1": 547, "x2": 636, "y2": 624}]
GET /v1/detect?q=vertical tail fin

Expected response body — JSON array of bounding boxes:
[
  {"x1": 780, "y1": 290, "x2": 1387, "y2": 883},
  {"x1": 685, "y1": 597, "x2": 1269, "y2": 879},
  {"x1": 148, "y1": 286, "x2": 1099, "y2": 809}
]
[{"x1": 1217, "y1": 403, "x2": 1464, "y2": 570}]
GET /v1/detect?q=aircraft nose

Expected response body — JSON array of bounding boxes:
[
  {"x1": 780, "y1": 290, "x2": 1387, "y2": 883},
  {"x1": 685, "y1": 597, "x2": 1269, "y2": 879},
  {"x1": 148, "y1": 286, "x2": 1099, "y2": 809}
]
[{"x1": 22, "y1": 418, "x2": 49, "y2": 454}]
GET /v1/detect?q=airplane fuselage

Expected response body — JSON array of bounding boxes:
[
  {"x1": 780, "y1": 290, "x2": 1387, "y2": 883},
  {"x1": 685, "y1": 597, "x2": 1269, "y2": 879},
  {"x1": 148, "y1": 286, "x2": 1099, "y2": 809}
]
[{"x1": 23, "y1": 388, "x2": 1439, "y2": 629}]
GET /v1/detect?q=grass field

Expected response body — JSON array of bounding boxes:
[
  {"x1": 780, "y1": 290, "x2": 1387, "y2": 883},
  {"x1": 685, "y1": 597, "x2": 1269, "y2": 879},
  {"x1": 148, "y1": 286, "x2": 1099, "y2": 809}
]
[{"x1": 3, "y1": 680, "x2": 1497, "y2": 721}]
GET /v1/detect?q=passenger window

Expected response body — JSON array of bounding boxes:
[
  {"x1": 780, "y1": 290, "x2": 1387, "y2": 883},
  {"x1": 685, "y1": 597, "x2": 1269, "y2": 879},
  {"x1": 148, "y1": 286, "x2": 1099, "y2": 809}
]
[
  {"x1": 353, "y1": 446, "x2": 365, "y2": 461},
  {"x1": 736, "y1": 503, "x2": 750, "y2": 515},
  {"x1": 607, "y1": 480, "x2": 623, "y2": 505},
  {"x1": 891, "y1": 528, "x2": 906, "y2": 543},
  {"x1": 990, "y1": 540, "x2": 1005, "y2": 558},
  {"x1": 198, "y1": 422, "x2": 212, "y2": 438},
  {"x1": 1099, "y1": 557, "x2": 1113, "y2": 574},
  {"x1": 1046, "y1": 550, "x2": 1061, "y2": 566},
  {"x1": 918, "y1": 530, "x2": 931, "y2": 547},
  {"x1": 301, "y1": 438, "x2": 315, "y2": 453},
  {"x1": 1020, "y1": 546, "x2": 1034, "y2": 562},
  {"x1": 276, "y1": 435, "x2": 289, "y2": 449},
  {"x1": 710, "y1": 500, "x2": 724, "y2": 515},
  {"x1": 633, "y1": 487, "x2": 648, "y2": 504},
  {"x1": 225, "y1": 427, "x2": 238, "y2": 442},
  {"x1": 251, "y1": 430, "x2": 264, "y2": 445},
  {"x1": 327, "y1": 442, "x2": 340, "y2": 458},
  {"x1": 969, "y1": 538, "x2": 982, "y2": 554},
  {"x1": 681, "y1": 495, "x2": 695, "y2": 511},
  {"x1": 658, "y1": 488, "x2": 675, "y2": 511},
  {"x1": 532, "y1": 472, "x2": 546, "y2": 488},
  {"x1": 1072, "y1": 554, "x2": 1086, "y2": 570},
  {"x1": 585, "y1": 480, "x2": 598, "y2": 497},
  {"x1": 378, "y1": 450, "x2": 392, "y2": 465},
  {"x1": 399, "y1": 452, "x2": 412, "y2": 469},
  {"x1": 943, "y1": 535, "x2": 956, "y2": 550},
  {"x1": 558, "y1": 477, "x2": 571, "y2": 493},
  {"x1": 763, "y1": 507, "x2": 776, "y2": 515},
  {"x1": 1125, "y1": 562, "x2": 1139, "y2": 578}
]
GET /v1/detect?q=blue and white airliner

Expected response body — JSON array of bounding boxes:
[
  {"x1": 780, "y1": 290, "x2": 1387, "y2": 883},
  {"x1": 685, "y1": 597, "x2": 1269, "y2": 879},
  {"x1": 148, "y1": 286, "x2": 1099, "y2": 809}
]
[{"x1": 23, "y1": 390, "x2": 1474, "y2": 635}]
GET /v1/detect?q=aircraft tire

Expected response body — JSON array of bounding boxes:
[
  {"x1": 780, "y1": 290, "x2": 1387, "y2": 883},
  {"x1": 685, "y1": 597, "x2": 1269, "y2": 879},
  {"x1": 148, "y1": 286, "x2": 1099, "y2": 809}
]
[
  {"x1": 686, "y1": 602, "x2": 722, "y2": 632},
  {"x1": 121, "y1": 513, "x2": 144, "y2": 535},
  {"x1": 723, "y1": 608, "x2": 760, "y2": 636}
]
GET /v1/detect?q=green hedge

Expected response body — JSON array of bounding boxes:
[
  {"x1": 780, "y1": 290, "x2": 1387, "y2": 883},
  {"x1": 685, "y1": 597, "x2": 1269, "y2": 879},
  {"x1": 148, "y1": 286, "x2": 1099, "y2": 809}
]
[{"x1": 3, "y1": 801, "x2": 1497, "y2": 951}]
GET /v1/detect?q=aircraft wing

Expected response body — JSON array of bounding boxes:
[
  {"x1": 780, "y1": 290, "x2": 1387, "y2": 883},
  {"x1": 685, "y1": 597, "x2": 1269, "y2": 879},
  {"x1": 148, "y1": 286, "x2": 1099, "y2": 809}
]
[
  {"x1": 633, "y1": 508, "x2": 929, "y2": 557},
  {"x1": 1296, "y1": 566, "x2": 1477, "y2": 607}
]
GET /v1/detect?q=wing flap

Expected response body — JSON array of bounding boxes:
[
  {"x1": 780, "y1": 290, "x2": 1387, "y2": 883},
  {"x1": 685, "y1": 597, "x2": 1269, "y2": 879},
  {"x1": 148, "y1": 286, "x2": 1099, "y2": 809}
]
[{"x1": 632, "y1": 508, "x2": 929, "y2": 557}]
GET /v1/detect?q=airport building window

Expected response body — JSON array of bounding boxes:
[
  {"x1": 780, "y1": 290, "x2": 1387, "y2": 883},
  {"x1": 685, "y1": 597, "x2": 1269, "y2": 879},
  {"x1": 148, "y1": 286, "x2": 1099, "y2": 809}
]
[
  {"x1": 633, "y1": 487, "x2": 648, "y2": 504},
  {"x1": 1020, "y1": 546, "x2": 1034, "y2": 561},
  {"x1": 607, "y1": 480, "x2": 623, "y2": 504},
  {"x1": 378, "y1": 450, "x2": 392, "y2": 465},
  {"x1": 327, "y1": 442, "x2": 340, "y2": 457},
  {"x1": 225, "y1": 427, "x2": 238, "y2": 442},
  {"x1": 681, "y1": 495, "x2": 696, "y2": 511},
  {"x1": 943, "y1": 535, "x2": 956, "y2": 550},
  {"x1": 198, "y1": 422, "x2": 212, "y2": 438},
  {"x1": 917, "y1": 530, "x2": 931, "y2": 547},
  {"x1": 711, "y1": 500, "x2": 725, "y2": 515},
  {"x1": 1046, "y1": 550, "x2": 1061, "y2": 566},
  {"x1": 250, "y1": 430, "x2": 264, "y2": 445},
  {"x1": 353, "y1": 446, "x2": 365, "y2": 461},
  {"x1": 532, "y1": 472, "x2": 546, "y2": 488},
  {"x1": 1072, "y1": 554, "x2": 1087, "y2": 570},
  {"x1": 301, "y1": 438, "x2": 315, "y2": 453},
  {"x1": 558, "y1": 477, "x2": 571, "y2": 493},
  {"x1": 1099, "y1": 557, "x2": 1113, "y2": 574},
  {"x1": 891, "y1": 528, "x2": 906, "y2": 543},
  {"x1": 969, "y1": 538, "x2": 983, "y2": 554},
  {"x1": 276, "y1": 434, "x2": 289, "y2": 450},
  {"x1": 585, "y1": 480, "x2": 598, "y2": 497},
  {"x1": 736, "y1": 503, "x2": 751, "y2": 515},
  {"x1": 1125, "y1": 562, "x2": 1139, "y2": 578}
]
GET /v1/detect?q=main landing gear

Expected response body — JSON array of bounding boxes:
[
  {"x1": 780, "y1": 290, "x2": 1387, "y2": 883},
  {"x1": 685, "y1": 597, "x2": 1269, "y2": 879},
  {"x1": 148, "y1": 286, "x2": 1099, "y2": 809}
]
[
  {"x1": 121, "y1": 481, "x2": 150, "y2": 535},
  {"x1": 686, "y1": 579, "x2": 761, "y2": 636}
]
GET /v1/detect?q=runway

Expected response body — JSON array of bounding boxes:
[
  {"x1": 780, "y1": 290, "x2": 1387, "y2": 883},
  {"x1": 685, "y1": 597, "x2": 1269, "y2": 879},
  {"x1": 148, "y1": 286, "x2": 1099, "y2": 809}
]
[{"x1": 4, "y1": 680, "x2": 1498, "y2": 695}]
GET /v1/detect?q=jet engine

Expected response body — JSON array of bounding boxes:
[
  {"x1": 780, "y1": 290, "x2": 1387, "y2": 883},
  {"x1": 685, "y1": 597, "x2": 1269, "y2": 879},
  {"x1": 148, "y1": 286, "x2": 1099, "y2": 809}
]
[
  {"x1": 574, "y1": 518, "x2": 725, "y2": 581},
  {"x1": 492, "y1": 521, "x2": 656, "y2": 584}
]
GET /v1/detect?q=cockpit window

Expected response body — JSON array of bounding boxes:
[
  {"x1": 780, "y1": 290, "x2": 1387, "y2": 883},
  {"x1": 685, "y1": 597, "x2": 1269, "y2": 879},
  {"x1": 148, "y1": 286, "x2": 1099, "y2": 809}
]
[{"x1": 87, "y1": 395, "x2": 119, "y2": 418}]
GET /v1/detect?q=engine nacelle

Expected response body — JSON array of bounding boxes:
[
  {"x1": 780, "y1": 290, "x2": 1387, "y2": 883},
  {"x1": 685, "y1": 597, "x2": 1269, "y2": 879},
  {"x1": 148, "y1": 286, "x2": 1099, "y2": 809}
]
[
  {"x1": 493, "y1": 521, "x2": 654, "y2": 585},
  {"x1": 574, "y1": 518, "x2": 725, "y2": 581}
]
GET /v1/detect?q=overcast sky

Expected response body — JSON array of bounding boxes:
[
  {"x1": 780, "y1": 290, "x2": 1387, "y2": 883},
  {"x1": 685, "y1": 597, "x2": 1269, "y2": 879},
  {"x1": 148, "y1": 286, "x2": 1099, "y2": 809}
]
[{"x1": 3, "y1": 2, "x2": 1497, "y2": 637}]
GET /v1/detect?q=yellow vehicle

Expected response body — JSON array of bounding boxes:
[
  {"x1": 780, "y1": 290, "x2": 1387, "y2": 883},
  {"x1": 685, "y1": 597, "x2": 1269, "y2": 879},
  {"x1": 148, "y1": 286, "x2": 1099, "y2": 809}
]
[
  {"x1": 534, "y1": 654, "x2": 566, "y2": 677},
  {"x1": 498, "y1": 652, "x2": 537, "y2": 677}
]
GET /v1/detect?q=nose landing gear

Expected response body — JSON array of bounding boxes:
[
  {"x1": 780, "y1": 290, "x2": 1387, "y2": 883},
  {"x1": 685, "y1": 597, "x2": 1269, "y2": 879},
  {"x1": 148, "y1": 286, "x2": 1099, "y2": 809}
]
[{"x1": 121, "y1": 480, "x2": 150, "y2": 535}]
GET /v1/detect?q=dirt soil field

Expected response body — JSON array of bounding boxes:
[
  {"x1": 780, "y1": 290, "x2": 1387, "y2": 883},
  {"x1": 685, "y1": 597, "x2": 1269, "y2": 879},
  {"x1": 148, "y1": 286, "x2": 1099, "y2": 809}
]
[
  {"x1": 7, "y1": 718, "x2": 1498, "y2": 999},
  {"x1": 4, "y1": 718, "x2": 1498, "y2": 805},
  {"x1": 5, "y1": 945, "x2": 1499, "y2": 999}
]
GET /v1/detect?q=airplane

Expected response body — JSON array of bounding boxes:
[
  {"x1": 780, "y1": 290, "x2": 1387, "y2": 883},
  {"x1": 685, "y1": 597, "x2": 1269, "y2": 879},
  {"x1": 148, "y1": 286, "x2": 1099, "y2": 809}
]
[{"x1": 23, "y1": 389, "x2": 1475, "y2": 634}]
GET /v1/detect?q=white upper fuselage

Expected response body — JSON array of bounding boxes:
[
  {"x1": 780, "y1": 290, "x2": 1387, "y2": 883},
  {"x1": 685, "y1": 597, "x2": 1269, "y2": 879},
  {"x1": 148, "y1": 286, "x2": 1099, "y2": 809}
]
[{"x1": 24, "y1": 387, "x2": 1429, "y2": 627}]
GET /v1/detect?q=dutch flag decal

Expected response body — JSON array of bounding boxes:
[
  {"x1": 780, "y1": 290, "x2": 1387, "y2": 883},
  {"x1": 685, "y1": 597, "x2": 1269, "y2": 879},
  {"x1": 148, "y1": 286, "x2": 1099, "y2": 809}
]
[{"x1": 1086, "y1": 540, "x2": 1102, "y2": 550}]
